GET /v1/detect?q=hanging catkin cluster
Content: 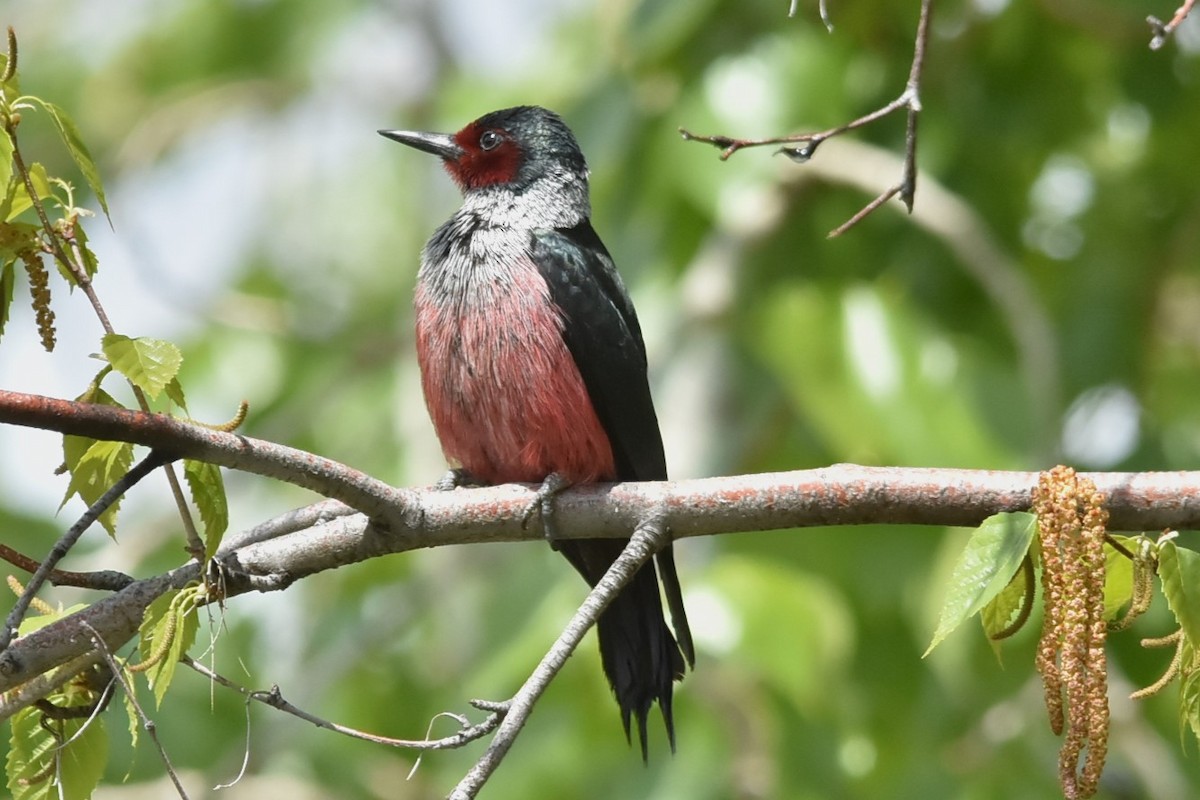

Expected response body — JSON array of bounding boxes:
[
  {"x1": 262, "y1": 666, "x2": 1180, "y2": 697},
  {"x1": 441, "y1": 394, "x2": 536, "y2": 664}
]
[
  {"x1": 20, "y1": 249, "x2": 55, "y2": 352},
  {"x1": 1034, "y1": 466, "x2": 1110, "y2": 800}
]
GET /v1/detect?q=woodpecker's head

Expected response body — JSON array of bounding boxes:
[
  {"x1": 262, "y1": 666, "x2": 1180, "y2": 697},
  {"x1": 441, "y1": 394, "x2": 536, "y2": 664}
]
[{"x1": 379, "y1": 106, "x2": 589, "y2": 197}]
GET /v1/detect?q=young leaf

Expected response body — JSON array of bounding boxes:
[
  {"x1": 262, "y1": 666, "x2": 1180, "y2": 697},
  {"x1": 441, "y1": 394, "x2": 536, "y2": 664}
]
[
  {"x1": 0, "y1": 129, "x2": 12, "y2": 201},
  {"x1": 55, "y1": 716, "x2": 107, "y2": 800},
  {"x1": 101, "y1": 333, "x2": 182, "y2": 401},
  {"x1": 26, "y1": 162, "x2": 51, "y2": 201},
  {"x1": 4, "y1": 162, "x2": 53, "y2": 225},
  {"x1": 71, "y1": 219, "x2": 99, "y2": 280},
  {"x1": 1102, "y1": 535, "x2": 1137, "y2": 621},
  {"x1": 164, "y1": 375, "x2": 188, "y2": 411},
  {"x1": 17, "y1": 603, "x2": 88, "y2": 636},
  {"x1": 7, "y1": 705, "x2": 54, "y2": 800},
  {"x1": 6, "y1": 689, "x2": 107, "y2": 800},
  {"x1": 184, "y1": 459, "x2": 228, "y2": 557},
  {"x1": 58, "y1": 438, "x2": 134, "y2": 535},
  {"x1": 1181, "y1": 639, "x2": 1200, "y2": 750},
  {"x1": 28, "y1": 98, "x2": 109, "y2": 219},
  {"x1": 925, "y1": 512, "x2": 1038, "y2": 657},
  {"x1": 1159, "y1": 540, "x2": 1200, "y2": 649},
  {"x1": 0, "y1": 258, "x2": 13, "y2": 341},
  {"x1": 980, "y1": 556, "x2": 1032, "y2": 662},
  {"x1": 138, "y1": 586, "x2": 200, "y2": 708},
  {"x1": 75, "y1": 368, "x2": 114, "y2": 406},
  {"x1": 123, "y1": 686, "x2": 140, "y2": 754}
]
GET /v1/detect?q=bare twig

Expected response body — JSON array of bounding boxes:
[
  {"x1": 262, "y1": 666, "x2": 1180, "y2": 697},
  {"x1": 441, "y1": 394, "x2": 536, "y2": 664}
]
[
  {"x1": 181, "y1": 655, "x2": 505, "y2": 750},
  {"x1": 80, "y1": 622, "x2": 190, "y2": 799},
  {"x1": 680, "y1": 0, "x2": 934, "y2": 235},
  {"x1": 0, "y1": 544, "x2": 133, "y2": 591},
  {"x1": 216, "y1": 498, "x2": 356, "y2": 555},
  {"x1": 1148, "y1": 0, "x2": 1196, "y2": 49},
  {"x1": 0, "y1": 449, "x2": 173, "y2": 652},
  {"x1": 450, "y1": 515, "x2": 668, "y2": 799}
]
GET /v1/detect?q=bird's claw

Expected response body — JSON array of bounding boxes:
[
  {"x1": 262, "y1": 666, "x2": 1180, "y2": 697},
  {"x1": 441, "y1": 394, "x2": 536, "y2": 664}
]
[
  {"x1": 522, "y1": 473, "x2": 569, "y2": 541},
  {"x1": 435, "y1": 468, "x2": 475, "y2": 491}
]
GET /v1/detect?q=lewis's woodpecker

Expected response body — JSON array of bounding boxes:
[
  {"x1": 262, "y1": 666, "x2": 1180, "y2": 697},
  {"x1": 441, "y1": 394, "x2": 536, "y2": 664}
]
[{"x1": 379, "y1": 106, "x2": 694, "y2": 756}]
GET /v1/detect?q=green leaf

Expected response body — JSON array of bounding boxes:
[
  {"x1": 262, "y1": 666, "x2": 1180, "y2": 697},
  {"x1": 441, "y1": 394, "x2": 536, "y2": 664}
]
[
  {"x1": 56, "y1": 716, "x2": 107, "y2": 800},
  {"x1": 1181, "y1": 638, "x2": 1200, "y2": 750},
  {"x1": 0, "y1": 175, "x2": 21, "y2": 223},
  {"x1": 59, "y1": 437, "x2": 134, "y2": 535},
  {"x1": 184, "y1": 459, "x2": 228, "y2": 557},
  {"x1": 1159, "y1": 540, "x2": 1200, "y2": 649},
  {"x1": 0, "y1": 257, "x2": 12, "y2": 341},
  {"x1": 71, "y1": 220, "x2": 99, "y2": 281},
  {"x1": 164, "y1": 375, "x2": 188, "y2": 411},
  {"x1": 101, "y1": 333, "x2": 182, "y2": 400},
  {"x1": 28, "y1": 99, "x2": 109, "y2": 219},
  {"x1": 979, "y1": 556, "x2": 1031, "y2": 663},
  {"x1": 925, "y1": 512, "x2": 1038, "y2": 657},
  {"x1": 138, "y1": 585, "x2": 201, "y2": 708},
  {"x1": 26, "y1": 162, "x2": 52, "y2": 201},
  {"x1": 8, "y1": 705, "x2": 55, "y2": 800},
  {"x1": 0, "y1": 129, "x2": 12, "y2": 204},
  {"x1": 123, "y1": 685, "x2": 140, "y2": 757},
  {"x1": 5, "y1": 708, "x2": 106, "y2": 800},
  {"x1": 1102, "y1": 535, "x2": 1137, "y2": 621},
  {"x1": 3, "y1": 162, "x2": 53, "y2": 224},
  {"x1": 16, "y1": 603, "x2": 88, "y2": 636}
]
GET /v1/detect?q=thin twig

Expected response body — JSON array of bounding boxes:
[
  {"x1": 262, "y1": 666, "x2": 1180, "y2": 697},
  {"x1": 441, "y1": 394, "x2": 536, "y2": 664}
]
[
  {"x1": 80, "y1": 622, "x2": 190, "y2": 799},
  {"x1": 1148, "y1": 0, "x2": 1196, "y2": 49},
  {"x1": 2, "y1": 75, "x2": 203, "y2": 557},
  {"x1": 449, "y1": 515, "x2": 667, "y2": 799},
  {"x1": 828, "y1": 184, "x2": 901, "y2": 238},
  {"x1": 0, "y1": 449, "x2": 173, "y2": 652},
  {"x1": 680, "y1": 0, "x2": 935, "y2": 235},
  {"x1": 0, "y1": 544, "x2": 133, "y2": 591},
  {"x1": 180, "y1": 655, "x2": 505, "y2": 749}
]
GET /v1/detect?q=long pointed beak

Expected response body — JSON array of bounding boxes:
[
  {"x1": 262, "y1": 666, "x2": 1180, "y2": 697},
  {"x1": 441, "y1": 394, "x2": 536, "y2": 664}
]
[{"x1": 378, "y1": 129, "x2": 464, "y2": 160}]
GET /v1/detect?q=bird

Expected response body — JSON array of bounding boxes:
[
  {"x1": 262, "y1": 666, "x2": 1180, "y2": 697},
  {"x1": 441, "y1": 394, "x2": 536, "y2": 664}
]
[{"x1": 379, "y1": 105, "x2": 694, "y2": 757}]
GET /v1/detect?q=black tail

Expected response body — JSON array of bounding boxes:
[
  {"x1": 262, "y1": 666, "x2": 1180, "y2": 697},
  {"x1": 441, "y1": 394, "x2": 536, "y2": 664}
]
[{"x1": 556, "y1": 538, "x2": 694, "y2": 758}]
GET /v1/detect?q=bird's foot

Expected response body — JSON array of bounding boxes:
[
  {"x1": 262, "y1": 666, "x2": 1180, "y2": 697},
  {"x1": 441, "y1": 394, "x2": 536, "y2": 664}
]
[
  {"x1": 435, "y1": 468, "x2": 478, "y2": 491},
  {"x1": 521, "y1": 472, "x2": 570, "y2": 542}
]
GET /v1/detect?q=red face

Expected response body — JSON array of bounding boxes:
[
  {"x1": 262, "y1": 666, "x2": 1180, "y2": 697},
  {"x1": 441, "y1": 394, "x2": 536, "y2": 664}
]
[{"x1": 445, "y1": 123, "x2": 523, "y2": 191}]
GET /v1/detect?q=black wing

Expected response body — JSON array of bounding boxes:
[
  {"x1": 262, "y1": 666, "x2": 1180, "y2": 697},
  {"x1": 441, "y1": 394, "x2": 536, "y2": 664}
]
[
  {"x1": 530, "y1": 220, "x2": 666, "y2": 482},
  {"x1": 532, "y1": 221, "x2": 695, "y2": 675}
]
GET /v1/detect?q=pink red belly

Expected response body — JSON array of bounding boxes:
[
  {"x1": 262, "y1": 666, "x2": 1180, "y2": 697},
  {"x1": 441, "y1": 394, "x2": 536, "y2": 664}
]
[{"x1": 414, "y1": 268, "x2": 615, "y2": 484}]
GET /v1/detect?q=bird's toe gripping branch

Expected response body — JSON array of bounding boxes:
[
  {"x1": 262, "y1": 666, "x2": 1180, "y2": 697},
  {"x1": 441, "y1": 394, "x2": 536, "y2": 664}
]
[
  {"x1": 521, "y1": 472, "x2": 571, "y2": 542},
  {"x1": 435, "y1": 468, "x2": 481, "y2": 491}
]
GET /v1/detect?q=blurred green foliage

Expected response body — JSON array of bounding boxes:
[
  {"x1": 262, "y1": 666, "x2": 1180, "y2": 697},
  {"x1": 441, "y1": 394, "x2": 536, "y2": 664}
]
[{"x1": 3, "y1": 0, "x2": 1200, "y2": 797}]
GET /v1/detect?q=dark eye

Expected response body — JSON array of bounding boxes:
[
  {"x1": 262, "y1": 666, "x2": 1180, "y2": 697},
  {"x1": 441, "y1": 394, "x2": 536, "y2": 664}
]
[{"x1": 479, "y1": 130, "x2": 502, "y2": 151}]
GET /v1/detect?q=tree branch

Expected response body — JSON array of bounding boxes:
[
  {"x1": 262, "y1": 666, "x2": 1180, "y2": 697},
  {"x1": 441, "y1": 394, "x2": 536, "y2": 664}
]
[
  {"x1": 0, "y1": 390, "x2": 419, "y2": 529},
  {"x1": 0, "y1": 449, "x2": 172, "y2": 652},
  {"x1": 1148, "y1": 0, "x2": 1196, "y2": 49},
  {"x1": 0, "y1": 545, "x2": 133, "y2": 592},
  {"x1": 679, "y1": 0, "x2": 934, "y2": 235},
  {"x1": 450, "y1": 515, "x2": 668, "y2": 799},
  {"x1": 2, "y1": 457, "x2": 1199, "y2": 700},
  {"x1": 181, "y1": 656, "x2": 505, "y2": 751}
]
